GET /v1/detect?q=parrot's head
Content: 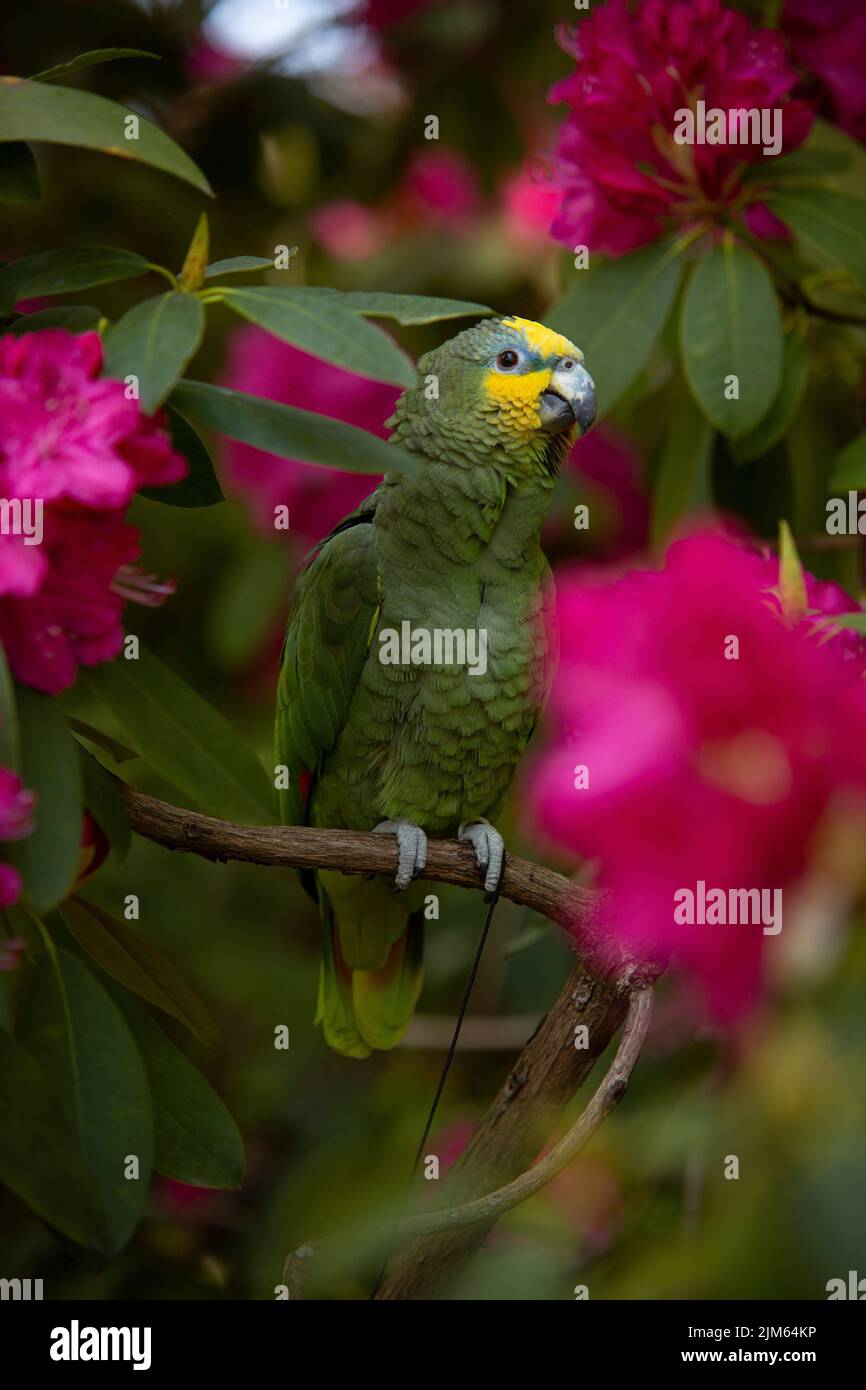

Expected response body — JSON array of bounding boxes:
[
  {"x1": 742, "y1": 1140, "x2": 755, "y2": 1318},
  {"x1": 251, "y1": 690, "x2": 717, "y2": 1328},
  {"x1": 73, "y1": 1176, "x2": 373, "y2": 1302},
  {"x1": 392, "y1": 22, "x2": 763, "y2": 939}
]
[{"x1": 388, "y1": 315, "x2": 596, "y2": 482}]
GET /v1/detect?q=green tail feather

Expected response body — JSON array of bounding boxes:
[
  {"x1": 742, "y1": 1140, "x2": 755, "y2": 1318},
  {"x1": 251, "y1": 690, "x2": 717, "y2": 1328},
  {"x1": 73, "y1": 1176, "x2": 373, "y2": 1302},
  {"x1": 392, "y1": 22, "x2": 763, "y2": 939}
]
[
  {"x1": 315, "y1": 897, "x2": 371, "y2": 1059},
  {"x1": 352, "y1": 914, "x2": 424, "y2": 1051}
]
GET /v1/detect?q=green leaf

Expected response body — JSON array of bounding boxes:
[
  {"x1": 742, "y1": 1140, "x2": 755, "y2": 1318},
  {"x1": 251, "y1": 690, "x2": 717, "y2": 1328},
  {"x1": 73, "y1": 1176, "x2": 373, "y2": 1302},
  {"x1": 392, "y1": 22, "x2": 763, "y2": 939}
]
[
  {"x1": 30, "y1": 48, "x2": 161, "y2": 84},
  {"x1": 6, "y1": 304, "x2": 101, "y2": 334},
  {"x1": 18, "y1": 949, "x2": 152, "y2": 1253},
  {"x1": 177, "y1": 213, "x2": 209, "y2": 293},
  {"x1": 8, "y1": 689, "x2": 82, "y2": 911},
  {"x1": 743, "y1": 148, "x2": 851, "y2": 185},
  {"x1": 0, "y1": 245, "x2": 150, "y2": 317},
  {"x1": 204, "y1": 255, "x2": 281, "y2": 278},
  {"x1": 0, "y1": 642, "x2": 20, "y2": 772},
  {"x1": 139, "y1": 404, "x2": 224, "y2": 507},
  {"x1": 297, "y1": 288, "x2": 493, "y2": 325},
  {"x1": 548, "y1": 238, "x2": 683, "y2": 418},
  {"x1": 778, "y1": 520, "x2": 808, "y2": 621},
  {"x1": 172, "y1": 379, "x2": 419, "y2": 480},
  {"x1": 0, "y1": 1026, "x2": 104, "y2": 1250},
  {"x1": 680, "y1": 240, "x2": 783, "y2": 439},
  {"x1": 77, "y1": 745, "x2": 131, "y2": 862},
  {"x1": 0, "y1": 141, "x2": 40, "y2": 200},
  {"x1": 732, "y1": 333, "x2": 810, "y2": 464},
  {"x1": 65, "y1": 716, "x2": 138, "y2": 765},
  {"x1": 218, "y1": 286, "x2": 417, "y2": 387},
  {"x1": 0, "y1": 77, "x2": 213, "y2": 196},
  {"x1": 651, "y1": 388, "x2": 714, "y2": 548},
  {"x1": 110, "y1": 990, "x2": 243, "y2": 1188},
  {"x1": 60, "y1": 897, "x2": 217, "y2": 1047},
  {"x1": 83, "y1": 644, "x2": 277, "y2": 824},
  {"x1": 768, "y1": 188, "x2": 866, "y2": 291},
  {"x1": 828, "y1": 611, "x2": 866, "y2": 634},
  {"x1": 103, "y1": 292, "x2": 205, "y2": 415},
  {"x1": 829, "y1": 432, "x2": 866, "y2": 490}
]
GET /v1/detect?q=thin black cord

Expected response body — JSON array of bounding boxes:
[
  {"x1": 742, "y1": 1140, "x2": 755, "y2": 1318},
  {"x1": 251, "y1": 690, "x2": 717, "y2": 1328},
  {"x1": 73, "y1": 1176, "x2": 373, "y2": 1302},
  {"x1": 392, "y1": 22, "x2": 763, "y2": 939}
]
[{"x1": 369, "y1": 859, "x2": 506, "y2": 1299}]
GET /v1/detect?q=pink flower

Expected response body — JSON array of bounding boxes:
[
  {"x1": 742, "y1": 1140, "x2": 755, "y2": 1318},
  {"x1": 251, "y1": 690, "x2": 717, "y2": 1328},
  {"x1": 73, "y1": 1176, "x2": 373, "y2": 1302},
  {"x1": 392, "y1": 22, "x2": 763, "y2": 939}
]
[
  {"x1": 0, "y1": 331, "x2": 185, "y2": 509},
  {"x1": 309, "y1": 200, "x2": 393, "y2": 263},
  {"x1": 783, "y1": 0, "x2": 866, "y2": 142},
  {"x1": 501, "y1": 163, "x2": 563, "y2": 246},
  {"x1": 218, "y1": 326, "x2": 398, "y2": 541},
  {"x1": 402, "y1": 149, "x2": 481, "y2": 225},
  {"x1": 548, "y1": 0, "x2": 814, "y2": 256},
  {"x1": 0, "y1": 329, "x2": 185, "y2": 694},
  {"x1": 0, "y1": 765, "x2": 37, "y2": 911},
  {"x1": 0, "y1": 510, "x2": 139, "y2": 694},
  {"x1": 528, "y1": 532, "x2": 866, "y2": 1021}
]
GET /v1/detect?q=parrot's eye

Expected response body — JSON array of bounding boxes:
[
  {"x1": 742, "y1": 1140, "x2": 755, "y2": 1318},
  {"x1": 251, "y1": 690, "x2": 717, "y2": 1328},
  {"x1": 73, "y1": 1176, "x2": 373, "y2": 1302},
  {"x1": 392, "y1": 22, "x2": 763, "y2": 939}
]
[
  {"x1": 560, "y1": 358, "x2": 576, "y2": 371},
  {"x1": 495, "y1": 349, "x2": 520, "y2": 371}
]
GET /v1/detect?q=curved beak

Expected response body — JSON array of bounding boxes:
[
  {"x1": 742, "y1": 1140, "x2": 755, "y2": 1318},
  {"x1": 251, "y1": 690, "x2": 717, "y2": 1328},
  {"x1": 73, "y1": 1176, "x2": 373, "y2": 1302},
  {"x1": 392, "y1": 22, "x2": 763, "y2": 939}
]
[{"x1": 538, "y1": 360, "x2": 597, "y2": 436}]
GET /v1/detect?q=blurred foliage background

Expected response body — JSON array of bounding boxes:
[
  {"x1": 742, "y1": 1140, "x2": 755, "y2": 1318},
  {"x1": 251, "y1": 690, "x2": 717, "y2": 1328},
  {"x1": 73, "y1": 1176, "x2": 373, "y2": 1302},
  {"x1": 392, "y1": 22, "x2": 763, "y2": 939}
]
[{"x1": 1, "y1": 0, "x2": 865, "y2": 1301}]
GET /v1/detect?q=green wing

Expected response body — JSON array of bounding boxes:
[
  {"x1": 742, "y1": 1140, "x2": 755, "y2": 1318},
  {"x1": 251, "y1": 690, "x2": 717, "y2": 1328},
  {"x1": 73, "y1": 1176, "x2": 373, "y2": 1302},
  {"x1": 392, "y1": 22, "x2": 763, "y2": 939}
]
[{"x1": 275, "y1": 501, "x2": 380, "y2": 830}]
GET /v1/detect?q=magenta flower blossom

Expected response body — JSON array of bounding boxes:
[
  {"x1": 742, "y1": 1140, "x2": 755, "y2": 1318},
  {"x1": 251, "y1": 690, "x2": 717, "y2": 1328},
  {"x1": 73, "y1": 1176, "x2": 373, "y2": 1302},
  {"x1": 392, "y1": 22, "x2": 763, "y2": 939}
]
[
  {"x1": 0, "y1": 509, "x2": 139, "y2": 694},
  {"x1": 402, "y1": 149, "x2": 481, "y2": 225},
  {"x1": 783, "y1": 0, "x2": 866, "y2": 143},
  {"x1": 547, "y1": 0, "x2": 814, "y2": 256},
  {"x1": 219, "y1": 326, "x2": 398, "y2": 542},
  {"x1": 0, "y1": 765, "x2": 37, "y2": 910},
  {"x1": 528, "y1": 533, "x2": 866, "y2": 1021},
  {"x1": 0, "y1": 331, "x2": 185, "y2": 509},
  {"x1": 0, "y1": 329, "x2": 185, "y2": 694}
]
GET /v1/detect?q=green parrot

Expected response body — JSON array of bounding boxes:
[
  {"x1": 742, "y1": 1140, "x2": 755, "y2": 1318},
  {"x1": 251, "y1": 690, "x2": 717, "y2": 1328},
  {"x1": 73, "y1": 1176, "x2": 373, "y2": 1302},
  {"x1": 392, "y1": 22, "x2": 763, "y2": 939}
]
[{"x1": 275, "y1": 315, "x2": 596, "y2": 1058}]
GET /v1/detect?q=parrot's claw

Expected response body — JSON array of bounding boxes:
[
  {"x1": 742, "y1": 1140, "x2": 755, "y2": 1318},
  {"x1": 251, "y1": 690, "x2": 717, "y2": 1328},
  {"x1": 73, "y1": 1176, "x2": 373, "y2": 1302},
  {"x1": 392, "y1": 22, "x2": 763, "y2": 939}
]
[
  {"x1": 373, "y1": 819, "x2": 428, "y2": 891},
  {"x1": 458, "y1": 819, "x2": 505, "y2": 897}
]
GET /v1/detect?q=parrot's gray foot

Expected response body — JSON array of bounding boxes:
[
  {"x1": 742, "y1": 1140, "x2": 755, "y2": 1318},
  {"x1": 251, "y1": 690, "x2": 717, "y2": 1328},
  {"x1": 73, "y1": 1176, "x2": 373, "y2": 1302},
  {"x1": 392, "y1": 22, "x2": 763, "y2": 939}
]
[
  {"x1": 373, "y1": 819, "x2": 428, "y2": 891},
  {"x1": 458, "y1": 819, "x2": 505, "y2": 897}
]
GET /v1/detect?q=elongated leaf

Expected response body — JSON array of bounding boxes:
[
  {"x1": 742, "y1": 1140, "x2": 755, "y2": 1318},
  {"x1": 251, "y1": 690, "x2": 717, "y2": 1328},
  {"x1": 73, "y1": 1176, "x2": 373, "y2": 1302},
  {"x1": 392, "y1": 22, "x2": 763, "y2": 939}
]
[
  {"x1": 219, "y1": 286, "x2": 416, "y2": 387},
  {"x1": 0, "y1": 643, "x2": 20, "y2": 771},
  {"x1": 172, "y1": 379, "x2": 419, "y2": 479},
  {"x1": 18, "y1": 949, "x2": 152, "y2": 1253},
  {"x1": 0, "y1": 1027, "x2": 104, "y2": 1249},
  {"x1": 140, "y1": 404, "x2": 224, "y2": 507},
  {"x1": 548, "y1": 238, "x2": 683, "y2": 418},
  {"x1": 8, "y1": 688, "x2": 81, "y2": 911},
  {"x1": 732, "y1": 333, "x2": 810, "y2": 464},
  {"x1": 0, "y1": 245, "x2": 149, "y2": 317},
  {"x1": 829, "y1": 611, "x2": 866, "y2": 634},
  {"x1": 60, "y1": 898, "x2": 217, "y2": 1046},
  {"x1": 84, "y1": 644, "x2": 277, "y2": 824},
  {"x1": 743, "y1": 148, "x2": 850, "y2": 185},
  {"x1": 0, "y1": 77, "x2": 212, "y2": 195},
  {"x1": 680, "y1": 241, "x2": 783, "y2": 438},
  {"x1": 77, "y1": 745, "x2": 131, "y2": 861},
  {"x1": 829, "y1": 432, "x2": 866, "y2": 490},
  {"x1": 30, "y1": 48, "x2": 160, "y2": 84},
  {"x1": 778, "y1": 520, "x2": 808, "y2": 620},
  {"x1": 6, "y1": 304, "x2": 101, "y2": 334},
  {"x1": 65, "y1": 716, "x2": 138, "y2": 765},
  {"x1": 103, "y1": 292, "x2": 205, "y2": 414},
  {"x1": 111, "y1": 990, "x2": 242, "y2": 1188},
  {"x1": 0, "y1": 141, "x2": 40, "y2": 200},
  {"x1": 651, "y1": 386, "x2": 714, "y2": 547},
  {"x1": 205, "y1": 255, "x2": 281, "y2": 278},
  {"x1": 297, "y1": 288, "x2": 493, "y2": 324},
  {"x1": 768, "y1": 188, "x2": 866, "y2": 291}
]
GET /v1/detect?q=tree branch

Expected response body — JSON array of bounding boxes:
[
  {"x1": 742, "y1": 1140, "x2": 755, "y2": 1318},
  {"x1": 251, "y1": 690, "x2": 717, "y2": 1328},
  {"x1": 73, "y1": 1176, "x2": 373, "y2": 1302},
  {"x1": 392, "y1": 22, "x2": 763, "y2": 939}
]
[
  {"x1": 117, "y1": 782, "x2": 657, "y2": 1300},
  {"x1": 118, "y1": 783, "x2": 596, "y2": 929}
]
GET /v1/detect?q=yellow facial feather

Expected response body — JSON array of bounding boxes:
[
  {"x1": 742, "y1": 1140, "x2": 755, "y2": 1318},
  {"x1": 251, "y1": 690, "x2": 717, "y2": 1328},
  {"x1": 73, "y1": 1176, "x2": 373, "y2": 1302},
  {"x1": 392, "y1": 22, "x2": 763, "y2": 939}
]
[
  {"x1": 502, "y1": 316, "x2": 581, "y2": 362},
  {"x1": 483, "y1": 366, "x2": 552, "y2": 432}
]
